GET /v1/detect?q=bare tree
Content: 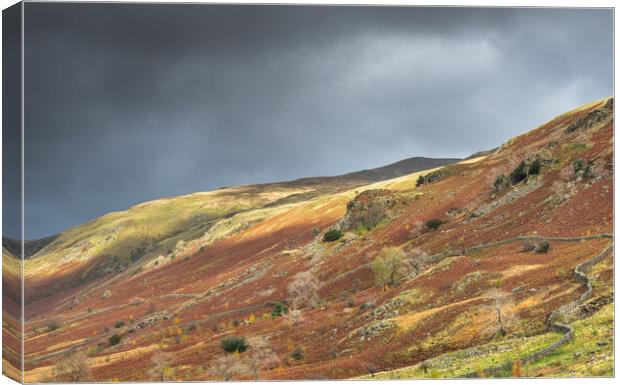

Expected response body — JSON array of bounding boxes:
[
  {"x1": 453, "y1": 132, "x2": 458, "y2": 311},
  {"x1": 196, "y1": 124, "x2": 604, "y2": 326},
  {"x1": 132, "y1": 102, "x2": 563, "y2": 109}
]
[
  {"x1": 366, "y1": 362, "x2": 380, "y2": 378},
  {"x1": 487, "y1": 289, "x2": 518, "y2": 337},
  {"x1": 246, "y1": 336, "x2": 279, "y2": 380},
  {"x1": 559, "y1": 164, "x2": 576, "y2": 182},
  {"x1": 287, "y1": 271, "x2": 319, "y2": 310},
  {"x1": 284, "y1": 309, "x2": 304, "y2": 327},
  {"x1": 148, "y1": 351, "x2": 174, "y2": 381},
  {"x1": 407, "y1": 221, "x2": 424, "y2": 238},
  {"x1": 486, "y1": 167, "x2": 507, "y2": 193},
  {"x1": 52, "y1": 351, "x2": 91, "y2": 382},
  {"x1": 491, "y1": 289, "x2": 508, "y2": 336},
  {"x1": 208, "y1": 355, "x2": 249, "y2": 381},
  {"x1": 68, "y1": 296, "x2": 81, "y2": 310},
  {"x1": 406, "y1": 247, "x2": 428, "y2": 276}
]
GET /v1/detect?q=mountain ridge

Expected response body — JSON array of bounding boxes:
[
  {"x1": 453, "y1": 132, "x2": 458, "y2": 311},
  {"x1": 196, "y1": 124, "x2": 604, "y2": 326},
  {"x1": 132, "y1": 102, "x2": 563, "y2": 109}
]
[{"x1": 4, "y1": 156, "x2": 461, "y2": 248}]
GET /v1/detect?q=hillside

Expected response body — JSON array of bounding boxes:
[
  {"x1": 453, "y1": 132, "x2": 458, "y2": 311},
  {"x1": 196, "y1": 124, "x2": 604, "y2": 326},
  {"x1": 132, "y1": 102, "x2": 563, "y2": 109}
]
[
  {"x1": 2, "y1": 247, "x2": 22, "y2": 382},
  {"x1": 17, "y1": 155, "x2": 459, "y2": 303},
  {"x1": 3, "y1": 97, "x2": 613, "y2": 382}
]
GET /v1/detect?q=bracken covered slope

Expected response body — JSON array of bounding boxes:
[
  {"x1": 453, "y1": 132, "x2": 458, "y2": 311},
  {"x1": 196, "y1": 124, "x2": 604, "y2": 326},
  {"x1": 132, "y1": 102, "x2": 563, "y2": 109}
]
[
  {"x1": 2, "y1": 247, "x2": 21, "y2": 382},
  {"x1": 3, "y1": 97, "x2": 613, "y2": 382},
  {"x1": 16, "y1": 155, "x2": 458, "y2": 304}
]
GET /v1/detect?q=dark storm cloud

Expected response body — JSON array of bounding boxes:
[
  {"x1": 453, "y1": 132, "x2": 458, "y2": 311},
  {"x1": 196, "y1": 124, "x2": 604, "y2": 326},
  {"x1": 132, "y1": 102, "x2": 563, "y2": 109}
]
[
  {"x1": 2, "y1": 2, "x2": 22, "y2": 240},
  {"x1": 18, "y1": 3, "x2": 612, "y2": 239}
]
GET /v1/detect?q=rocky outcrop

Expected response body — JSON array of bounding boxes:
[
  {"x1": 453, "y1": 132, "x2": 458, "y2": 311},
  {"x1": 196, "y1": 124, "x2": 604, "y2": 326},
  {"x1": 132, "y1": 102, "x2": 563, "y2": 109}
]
[
  {"x1": 344, "y1": 319, "x2": 398, "y2": 343},
  {"x1": 135, "y1": 311, "x2": 170, "y2": 330},
  {"x1": 565, "y1": 100, "x2": 613, "y2": 133},
  {"x1": 468, "y1": 176, "x2": 543, "y2": 221},
  {"x1": 339, "y1": 189, "x2": 404, "y2": 232}
]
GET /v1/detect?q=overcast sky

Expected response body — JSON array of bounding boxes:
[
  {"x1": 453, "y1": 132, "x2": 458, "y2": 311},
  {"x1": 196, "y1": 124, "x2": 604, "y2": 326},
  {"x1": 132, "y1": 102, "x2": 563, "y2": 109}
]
[{"x1": 9, "y1": 4, "x2": 614, "y2": 239}]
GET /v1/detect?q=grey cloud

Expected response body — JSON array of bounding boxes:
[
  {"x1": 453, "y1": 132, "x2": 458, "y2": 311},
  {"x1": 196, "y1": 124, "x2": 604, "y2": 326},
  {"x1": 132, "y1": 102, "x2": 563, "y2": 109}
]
[{"x1": 14, "y1": 4, "x2": 612, "y2": 239}]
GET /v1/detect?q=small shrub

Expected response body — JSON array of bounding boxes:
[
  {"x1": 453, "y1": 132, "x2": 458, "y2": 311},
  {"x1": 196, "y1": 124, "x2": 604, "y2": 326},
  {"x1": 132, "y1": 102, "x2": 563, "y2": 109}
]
[
  {"x1": 529, "y1": 158, "x2": 541, "y2": 176},
  {"x1": 312, "y1": 228, "x2": 321, "y2": 236},
  {"x1": 109, "y1": 334, "x2": 121, "y2": 346},
  {"x1": 271, "y1": 302, "x2": 289, "y2": 318},
  {"x1": 426, "y1": 219, "x2": 446, "y2": 231},
  {"x1": 534, "y1": 241, "x2": 550, "y2": 254},
  {"x1": 493, "y1": 174, "x2": 510, "y2": 193},
  {"x1": 509, "y1": 161, "x2": 529, "y2": 184},
  {"x1": 114, "y1": 320, "x2": 125, "y2": 329},
  {"x1": 220, "y1": 336, "x2": 248, "y2": 354},
  {"x1": 323, "y1": 229, "x2": 343, "y2": 242},
  {"x1": 521, "y1": 242, "x2": 535, "y2": 253},
  {"x1": 566, "y1": 158, "x2": 602, "y2": 181},
  {"x1": 246, "y1": 313, "x2": 256, "y2": 324},
  {"x1": 509, "y1": 158, "x2": 542, "y2": 185},
  {"x1": 572, "y1": 158, "x2": 585, "y2": 173},
  {"x1": 291, "y1": 347, "x2": 304, "y2": 361},
  {"x1": 47, "y1": 320, "x2": 61, "y2": 331},
  {"x1": 416, "y1": 170, "x2": 447, "y2": 186},
  {"x1": 582, "y1": 159, "x2": 603, "y2": 179},
  {"x1": 416, "y1": 175, "x2": 425, "y2": 187}
]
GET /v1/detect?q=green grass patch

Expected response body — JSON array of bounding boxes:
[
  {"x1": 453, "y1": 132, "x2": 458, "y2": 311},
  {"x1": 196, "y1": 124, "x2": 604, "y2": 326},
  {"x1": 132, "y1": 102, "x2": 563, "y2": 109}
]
[
  {"x1": 521, "y1": 303, "x2": 613, "y2": 377},
  {"x1": 363, "y1": 303, "x2": 613, "y2": 379},
  {"x1": 368, "y1": 330, "x2": 561, "y2": 379}
]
